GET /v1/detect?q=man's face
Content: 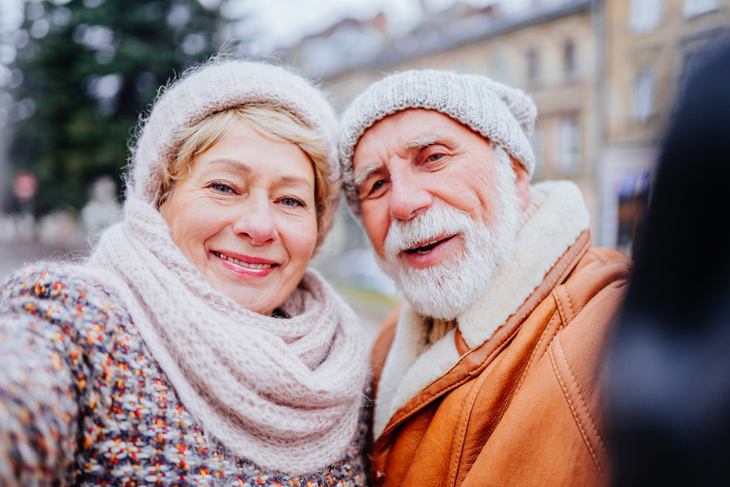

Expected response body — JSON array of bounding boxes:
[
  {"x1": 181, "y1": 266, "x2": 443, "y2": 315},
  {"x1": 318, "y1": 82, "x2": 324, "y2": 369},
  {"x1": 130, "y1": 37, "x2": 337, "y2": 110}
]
[{"x1": 353, "y1": 108, "x2": 530, "y2": 318}]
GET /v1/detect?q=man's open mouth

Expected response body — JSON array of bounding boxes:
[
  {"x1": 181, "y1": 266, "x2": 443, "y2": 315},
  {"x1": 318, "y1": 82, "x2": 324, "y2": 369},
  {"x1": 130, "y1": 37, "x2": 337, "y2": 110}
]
[{"x1": 404, "y1": 235, "x2": 456, "y2": 255}]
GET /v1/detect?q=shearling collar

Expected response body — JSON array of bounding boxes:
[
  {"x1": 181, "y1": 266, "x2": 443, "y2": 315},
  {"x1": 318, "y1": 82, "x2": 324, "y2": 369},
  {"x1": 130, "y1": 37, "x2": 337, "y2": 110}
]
[{"x1": 373, "y1": 180, "x2": 591, "y2": 440}]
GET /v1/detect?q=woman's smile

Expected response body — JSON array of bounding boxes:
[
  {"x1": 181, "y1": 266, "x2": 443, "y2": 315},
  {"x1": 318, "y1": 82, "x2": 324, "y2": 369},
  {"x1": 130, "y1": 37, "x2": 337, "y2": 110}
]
[{"x1": 211, "y1": 250, "x2": 278, "y2": 277}]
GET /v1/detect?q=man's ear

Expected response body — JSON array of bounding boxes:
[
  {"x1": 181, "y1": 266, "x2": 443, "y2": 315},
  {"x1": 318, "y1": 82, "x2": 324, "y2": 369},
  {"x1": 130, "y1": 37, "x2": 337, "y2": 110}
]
[{"x1": 511, "y1": 156, "x2": 530, "y2": 211}]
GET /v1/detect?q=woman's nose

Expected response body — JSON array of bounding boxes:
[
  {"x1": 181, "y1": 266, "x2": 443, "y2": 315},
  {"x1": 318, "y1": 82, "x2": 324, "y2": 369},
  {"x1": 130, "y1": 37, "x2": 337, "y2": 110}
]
[{"x1": 231, "y1": 194, "x2": 278, "y2": 245}]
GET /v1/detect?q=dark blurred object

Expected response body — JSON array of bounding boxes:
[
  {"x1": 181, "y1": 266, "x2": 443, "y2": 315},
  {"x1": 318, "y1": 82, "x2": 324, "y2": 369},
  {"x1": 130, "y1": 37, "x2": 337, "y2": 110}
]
[{"x1": 606, "y1": 39, "x2": 730, "y2": 486}]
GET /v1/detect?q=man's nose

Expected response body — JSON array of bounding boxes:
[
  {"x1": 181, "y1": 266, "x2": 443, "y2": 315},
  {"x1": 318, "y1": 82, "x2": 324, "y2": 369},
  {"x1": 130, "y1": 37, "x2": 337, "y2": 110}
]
[
  {"x1": 389, "y1": 168, "x2": 433, "y2": 222},
  {"x1": 231, "y1": 193, "x2": 278, "y2": 245}
]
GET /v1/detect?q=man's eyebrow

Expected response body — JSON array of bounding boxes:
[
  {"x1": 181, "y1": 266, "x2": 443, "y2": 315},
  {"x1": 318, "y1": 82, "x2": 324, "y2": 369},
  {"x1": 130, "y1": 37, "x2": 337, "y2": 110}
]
[
  {"x1": 354, "y1": 163, "x2": 384, "y2": 188},
  {"x1": 405, "y1": 131, "x2": 452, "y2": 150}
]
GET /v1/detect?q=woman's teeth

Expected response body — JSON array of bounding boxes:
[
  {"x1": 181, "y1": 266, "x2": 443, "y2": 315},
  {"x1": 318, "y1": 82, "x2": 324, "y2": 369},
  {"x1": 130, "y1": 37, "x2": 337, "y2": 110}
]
[{"x1": 213, "y1": 252, "x2": 272, "y2": 269}]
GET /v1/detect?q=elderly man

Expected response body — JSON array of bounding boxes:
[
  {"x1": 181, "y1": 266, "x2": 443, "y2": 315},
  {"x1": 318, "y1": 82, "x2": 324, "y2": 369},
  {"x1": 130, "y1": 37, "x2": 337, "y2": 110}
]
[{"x1": 339, "y1": 70, "x2": 631, "y2": 486}]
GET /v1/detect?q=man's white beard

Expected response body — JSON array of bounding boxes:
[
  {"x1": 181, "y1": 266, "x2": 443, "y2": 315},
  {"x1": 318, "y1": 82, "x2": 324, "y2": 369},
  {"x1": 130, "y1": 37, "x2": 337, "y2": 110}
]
[{"x1": 377, "y1": 149, "x2": 523, "y2": 320}]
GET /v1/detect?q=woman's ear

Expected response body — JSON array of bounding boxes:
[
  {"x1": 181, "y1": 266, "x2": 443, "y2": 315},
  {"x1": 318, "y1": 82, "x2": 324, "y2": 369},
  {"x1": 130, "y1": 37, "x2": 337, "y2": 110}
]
[{"x1": 159, "y1": 194, "x2": 170, "y2": 221}]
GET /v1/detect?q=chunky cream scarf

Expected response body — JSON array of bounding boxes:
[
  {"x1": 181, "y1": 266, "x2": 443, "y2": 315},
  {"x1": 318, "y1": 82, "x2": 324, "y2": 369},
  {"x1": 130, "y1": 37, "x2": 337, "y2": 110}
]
[{"x1": 82, "y1": 198, "x2": 368, "y2": 475}]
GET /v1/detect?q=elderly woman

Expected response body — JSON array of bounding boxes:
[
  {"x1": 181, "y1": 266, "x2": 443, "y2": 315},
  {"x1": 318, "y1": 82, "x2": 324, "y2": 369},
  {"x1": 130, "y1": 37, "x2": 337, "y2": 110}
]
[{"x1": 0, "y1": 61, "x2": 369, "y2": 485}]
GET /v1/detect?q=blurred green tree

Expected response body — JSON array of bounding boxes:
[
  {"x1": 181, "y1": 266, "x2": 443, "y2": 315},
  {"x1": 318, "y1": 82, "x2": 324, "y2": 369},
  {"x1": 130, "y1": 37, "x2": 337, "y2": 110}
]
[{"x1": 7, "y1": 0, "x2": 220, "y2": 215}]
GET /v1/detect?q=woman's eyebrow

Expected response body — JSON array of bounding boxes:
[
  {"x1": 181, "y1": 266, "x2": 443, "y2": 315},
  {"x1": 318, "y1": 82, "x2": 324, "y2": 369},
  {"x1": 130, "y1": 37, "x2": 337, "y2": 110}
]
[
  {"x1": 208, "y1": 158, "x2": 252, "y2": 173},
  {"x1": 279, "y1": 175, "x2": 314, "y2": 189},
  {"x1": 209, "y1": 159, "x2": 312, "y2": 189}
]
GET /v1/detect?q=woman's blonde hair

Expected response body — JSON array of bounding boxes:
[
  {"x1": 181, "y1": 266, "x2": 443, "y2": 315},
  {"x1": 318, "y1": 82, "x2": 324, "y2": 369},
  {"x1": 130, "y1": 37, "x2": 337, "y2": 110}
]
[{"x1": 159, "y1": 104, "x2": 332, "y2": 238}]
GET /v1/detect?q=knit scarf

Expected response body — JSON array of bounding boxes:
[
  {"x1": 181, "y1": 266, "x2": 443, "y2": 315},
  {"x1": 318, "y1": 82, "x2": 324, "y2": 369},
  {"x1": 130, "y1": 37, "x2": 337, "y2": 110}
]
[{"x1": 82, "y1": 198, "x2": 368, "y2": 475}]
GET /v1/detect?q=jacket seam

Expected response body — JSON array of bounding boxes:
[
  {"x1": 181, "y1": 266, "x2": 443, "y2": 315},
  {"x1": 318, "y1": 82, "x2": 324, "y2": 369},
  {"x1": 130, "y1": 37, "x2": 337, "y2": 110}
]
[
  {"x1": 586, "y1": 248, "x2": 610, "y2": 266},
  {"x1": 548, "y1": 337, "x2": 605, "y2": 478},
  {"x1": 563, "y1": 289, "x2": 575, "y2": 323},
  {"x1": 447, "y1": 378, "x2": 483, "y2": 487},
  {"x1": 555, "y1": 335, "x2": 607, "y2": 456},
  {"x1": 552, "y1": 289, "x2": 568, "y2": 327},
  {"x1": 512, "y1": 310, "x2": 559, "y2": 400}
]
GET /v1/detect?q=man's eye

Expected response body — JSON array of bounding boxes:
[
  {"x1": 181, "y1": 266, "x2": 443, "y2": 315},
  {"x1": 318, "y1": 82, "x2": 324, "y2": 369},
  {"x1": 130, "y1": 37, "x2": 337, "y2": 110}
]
[
  {"x1": 280, "y1": 196, "x2": 305, "y2": 207},
  {"x1": 363, "y1": 179, "x2": 387, "y2": 198},
  {"x1": 426, "y1": 153, "x2": 445, "y2": 162},
  {"x1": 371, "y1": 180, "x2": 386, "y2": 192}
]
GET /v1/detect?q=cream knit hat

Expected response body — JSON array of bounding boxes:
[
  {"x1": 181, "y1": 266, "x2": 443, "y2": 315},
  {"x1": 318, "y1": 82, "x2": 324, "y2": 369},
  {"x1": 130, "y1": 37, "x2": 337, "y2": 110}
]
[
  {"x1": 339, "y1": 69, "x2": 537, "y2": 222},
  {"x1": 129, "y1": 59, "x2": 340, "y2": 247}
]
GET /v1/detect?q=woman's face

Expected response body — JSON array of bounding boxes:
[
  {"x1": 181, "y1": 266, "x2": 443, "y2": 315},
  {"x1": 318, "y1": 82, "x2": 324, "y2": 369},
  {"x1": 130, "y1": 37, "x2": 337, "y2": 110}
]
[{"x1": 161, "y1": 119, "x2": 318, "y2": 315}]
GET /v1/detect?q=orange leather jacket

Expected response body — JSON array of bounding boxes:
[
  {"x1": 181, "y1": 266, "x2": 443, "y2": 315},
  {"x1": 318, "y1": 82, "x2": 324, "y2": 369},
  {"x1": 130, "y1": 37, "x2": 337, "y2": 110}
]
[{"x1": 370, "y1": 230, "x2": 631, "y2": 487}]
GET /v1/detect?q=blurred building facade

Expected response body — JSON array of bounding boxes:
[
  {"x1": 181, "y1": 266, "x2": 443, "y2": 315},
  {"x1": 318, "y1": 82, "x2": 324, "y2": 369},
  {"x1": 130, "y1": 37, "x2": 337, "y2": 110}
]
[
  {"x1": 286, "y1": 0, "x2": 729, "y2": 262},
  {"x1": 601, "y1": 0, "x2": 730, "y2": 254}
]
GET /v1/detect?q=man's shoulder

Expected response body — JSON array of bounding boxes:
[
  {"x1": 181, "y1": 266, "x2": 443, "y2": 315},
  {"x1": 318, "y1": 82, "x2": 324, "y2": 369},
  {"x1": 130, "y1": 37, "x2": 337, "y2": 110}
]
[
  {"x1": 563, "y1": 245, "x2": 632, "y2": 302},
  {"x1": 547, "y1": 244, "x2": 631, "y2": 342},
  {"x1": 577, "y1": 245, "x2": 632, "y2": 269}
]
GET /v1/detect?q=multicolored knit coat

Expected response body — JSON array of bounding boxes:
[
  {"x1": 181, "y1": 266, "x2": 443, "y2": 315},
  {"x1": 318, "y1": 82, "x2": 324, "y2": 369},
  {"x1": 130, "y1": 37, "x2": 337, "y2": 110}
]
[{"x1": 0, "y1": 264, "x2": 370, "y2": 487}]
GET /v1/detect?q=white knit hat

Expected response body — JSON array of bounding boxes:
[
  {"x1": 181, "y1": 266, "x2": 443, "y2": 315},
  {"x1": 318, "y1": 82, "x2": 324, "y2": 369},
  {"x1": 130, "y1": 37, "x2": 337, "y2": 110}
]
[
  {"x1": 129, "y1": 59, "x2": 340, "y2": 247},
  {"x1": 339, "y1": 69, "x2": 537, "y2": 222}
]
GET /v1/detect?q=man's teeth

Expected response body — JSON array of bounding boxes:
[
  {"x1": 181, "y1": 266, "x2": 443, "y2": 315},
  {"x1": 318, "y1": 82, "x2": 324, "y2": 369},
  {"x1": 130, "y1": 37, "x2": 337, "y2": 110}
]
[
  {"x1": 214, "y1": 252, "x2": 272, "y2": 269},
  {"x1": 411, "y1": 239, "x2": 442, "y2": 254}
]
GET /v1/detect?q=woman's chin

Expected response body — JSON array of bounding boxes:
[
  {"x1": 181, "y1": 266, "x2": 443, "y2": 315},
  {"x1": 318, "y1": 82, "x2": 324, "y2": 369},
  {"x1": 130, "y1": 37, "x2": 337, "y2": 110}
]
[{"x1": 205, "y1": 263, "x2": 295, "y2": 315}]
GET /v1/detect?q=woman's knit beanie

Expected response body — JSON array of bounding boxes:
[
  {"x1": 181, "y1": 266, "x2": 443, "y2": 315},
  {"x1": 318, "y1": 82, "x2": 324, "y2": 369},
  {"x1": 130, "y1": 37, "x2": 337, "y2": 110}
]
[
  {"x1": 339, "y1": 69, "x2": 537, "y2": 223},
  {"x1": 128, "y1": 59, "x2": 340, "y2": 248}
]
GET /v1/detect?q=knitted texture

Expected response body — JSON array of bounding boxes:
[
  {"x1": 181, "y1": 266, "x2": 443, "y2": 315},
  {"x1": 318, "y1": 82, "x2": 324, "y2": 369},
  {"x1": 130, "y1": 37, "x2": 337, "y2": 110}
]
[
  {"x1": 131, "y1": 60, "x2": 340, "y2": 247},
  {"x1": 82, "y1": 199, "x2": 368, "y2": 475},
  {"x1": 339, "y1": 69, "x2": 537, "y2": 222}
]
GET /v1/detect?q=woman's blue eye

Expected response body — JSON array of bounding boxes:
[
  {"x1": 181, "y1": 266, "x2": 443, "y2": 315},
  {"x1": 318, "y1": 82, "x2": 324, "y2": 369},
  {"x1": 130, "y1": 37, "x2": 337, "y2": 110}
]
[
  {"x1": 211, "y1": 182, "x2": 233, "y2": 193},
  {"x1": 281, "y1": 196, "x2": 304, "y2": 207}
]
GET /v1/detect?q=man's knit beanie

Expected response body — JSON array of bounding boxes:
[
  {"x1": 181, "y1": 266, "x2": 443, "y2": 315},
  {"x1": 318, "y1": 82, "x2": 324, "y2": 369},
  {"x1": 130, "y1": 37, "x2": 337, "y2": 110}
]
[
  {"x1": 339, "y1": 69, "x2": 537, "y2": 223},
  {"x1": 129, "y1": 59, "x2": 340, "y2": 248}
]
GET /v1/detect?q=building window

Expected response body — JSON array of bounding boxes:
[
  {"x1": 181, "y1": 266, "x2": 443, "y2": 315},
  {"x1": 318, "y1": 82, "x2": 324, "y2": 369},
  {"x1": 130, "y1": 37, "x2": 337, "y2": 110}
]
[
  {"x1": 632, "y1": 66, "x2": 656, "y2": 124},
  {"x1": 629, "y1": 0, "x2": 662, "y2": 34},
  {"x1": 527, "y1": 48, "x2": 540, "y2": 88},
  {"x1": 564, "y1": 39, "x2": 577, "y2": 81},
  {"x1": 558, "y1": 117, "x2": 581, "y2": 176},
  {"x1": 683, "y1": 0, "x2": 719, "y2": 18}
]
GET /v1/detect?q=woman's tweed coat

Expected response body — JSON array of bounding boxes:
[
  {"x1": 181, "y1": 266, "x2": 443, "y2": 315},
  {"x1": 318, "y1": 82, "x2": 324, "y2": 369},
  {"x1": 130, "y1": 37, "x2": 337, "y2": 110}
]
[{"x1": 0, "y1": 264, "x2": 369, "y2": 486}]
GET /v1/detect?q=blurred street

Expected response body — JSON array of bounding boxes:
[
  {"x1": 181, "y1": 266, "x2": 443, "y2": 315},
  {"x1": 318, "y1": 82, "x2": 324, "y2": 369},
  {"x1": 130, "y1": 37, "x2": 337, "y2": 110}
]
[{"x1": 0, "y1": 241, "x2": 86, "y2": 281}]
